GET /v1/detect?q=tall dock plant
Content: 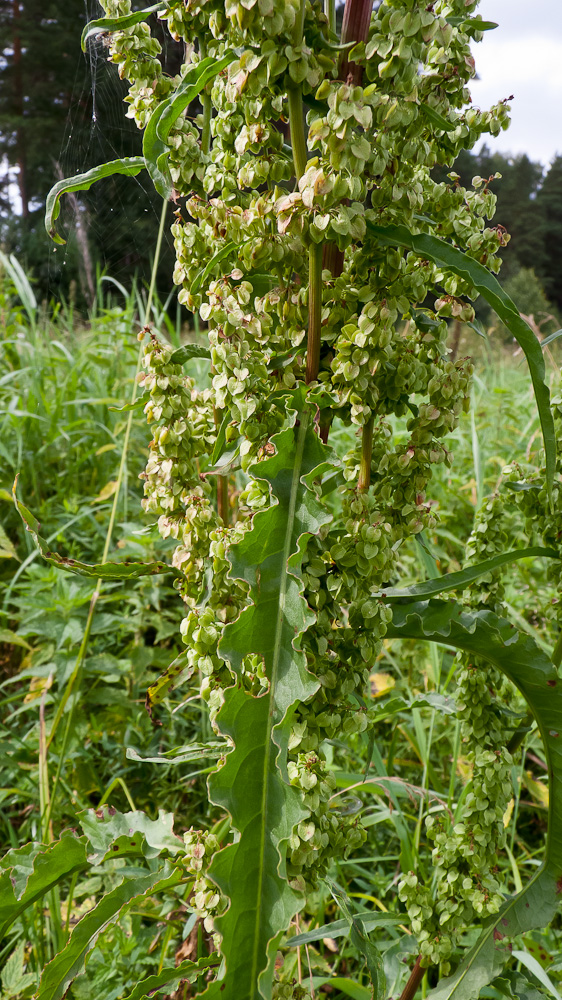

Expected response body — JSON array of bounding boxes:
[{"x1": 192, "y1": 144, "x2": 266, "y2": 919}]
[{"x1": 6, "y1": 0, "x2": 562, "y2": 998}]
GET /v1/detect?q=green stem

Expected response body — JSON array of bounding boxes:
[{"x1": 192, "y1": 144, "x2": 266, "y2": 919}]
[
  {"x1": 325, "y1": 0, "x2": 336, "y2": 34},
  {"x1": 44, "y1": 199, "x2": 169, "y2": 830},
  {"x1": 306, "y1": 243, "x2": 323, "y2": 383},
  {"x1": 287, "y1": 87, "x2": 307, "y2": 180},
  {"x1": 197, "y1": 35, "x2": 212, "y2": 155},
  {"x1": 358, "y1": 414, "x2": 374, "y2": 491},
  {"x1": 506, "y1": 713, "x2": 533, "y2": 755},
  {"x1": 552, "y1": 628, "x2": 562, "y2": 668}
]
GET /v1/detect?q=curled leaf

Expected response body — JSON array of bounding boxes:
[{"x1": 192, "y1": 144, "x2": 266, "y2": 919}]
[
  {"x1": 14, "y1": 494, "x2": 170, "y2": 579},
  {"x1": 45, "y1": 158, "x2": 145, "y2": 245}
]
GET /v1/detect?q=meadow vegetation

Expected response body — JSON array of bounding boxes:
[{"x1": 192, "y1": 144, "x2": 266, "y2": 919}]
[
  {"x1": 2, "y1": 1, "x2": 562, "y2": 998},
  {"x1": 1, "y1": 261, "x2": 561, "y2": 999}
]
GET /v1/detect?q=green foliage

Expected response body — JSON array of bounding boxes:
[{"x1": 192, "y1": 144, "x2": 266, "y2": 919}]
[{"x1": 3, "y1": 2, "x2": 562, "y2": 1000}]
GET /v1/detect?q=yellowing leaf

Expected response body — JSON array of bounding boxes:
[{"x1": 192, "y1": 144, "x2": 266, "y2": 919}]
[
  {"x1": 456, "y1": 756, "x2": 472, "y2": 782},
  {"x1": 92, "y1": 480, "x2": 119, "y2": 503},
  {"x1": 0, "y1": 524, "x2": 18, "y2": 560},
  {"x1": 523, "y1": 770, "x2": 549, "y2": 808},
  {"x1": 521, "y1": 935, "x2": 553, "y2": 969},
  {"x1": 503, "y1": 797, "x2": 514, "y2": 828},
  {"x1": 0, "y1": 628, "x2": 30, "y2": 650},
  {"x1": 94, "y1": 443, "x2": 117, "y2": 457},
  {"x1": 24, "y1": 673, "x2": 53, "y2": 704},
  {"x1": 369, "y1": 673, "x2": 396, "y2": 698}
]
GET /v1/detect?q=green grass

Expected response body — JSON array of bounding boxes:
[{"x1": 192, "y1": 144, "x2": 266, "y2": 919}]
[{"x1": 0, "y1": 268, "x2": 560, "y2": 1000}]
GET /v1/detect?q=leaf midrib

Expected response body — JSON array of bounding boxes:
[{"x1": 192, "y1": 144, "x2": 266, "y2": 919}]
[{"x1": 251, "y1": 411, "x2": 309, "y2": 996}]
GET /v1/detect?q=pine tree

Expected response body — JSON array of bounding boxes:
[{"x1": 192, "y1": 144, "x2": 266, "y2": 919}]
[
  {"x1": 537, "y1": 155, "x2": 562, "y2": 310},
  {"x1": 0, "y1": 0, "x2": 179, "y2": 302}
]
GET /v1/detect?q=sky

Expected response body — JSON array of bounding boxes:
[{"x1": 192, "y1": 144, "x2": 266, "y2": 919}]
[{"x1": 468, "y1": 0, "x2": 562, "y2": 167}]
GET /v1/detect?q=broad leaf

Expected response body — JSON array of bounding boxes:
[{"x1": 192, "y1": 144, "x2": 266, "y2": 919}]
[
  {"x1": 0, "y1": 834, "x2": 89, "y2": 939},
  {"x1": 14, "y1": 495, "x2": 169, "y2": 579},
  {"x1": 201, "y1": 392, "x2": 333, "y2": 999},
  {"x1": 385, "y1": 600, "x2": 562, "y2": 1000},
  {"x1": 373, "y1": 547, "x2": 558, "y2": 600},
  {"x1": 79, "y1": 807, "x2": 183, "y2": 863},
  {"x1": 121, "y1": 956, "x2": 221, "y2": 1000},
  {"x1": 45, "y1": 158, "x2": 145, "y2": 244},
  {"x1": 37, "y1": 865, "x2": 181, "y2": 1000},
  {"x1": 366, "y1": 222, "x2": 556, "y2": 494}
]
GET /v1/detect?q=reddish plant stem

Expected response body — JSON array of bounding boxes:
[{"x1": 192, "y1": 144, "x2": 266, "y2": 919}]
[
  {"x1": 357, "y1": 414, "x2": 374, "y2": 491},
  {"x1": 340, "y1": 0, "x2": 373, "y2": 83},
  {"x1": 399, "y1": 956, "x2": 425, "y2": 1000},
  {"x1": 322, "y1": 0, "x2": 373, "y2": 279}
]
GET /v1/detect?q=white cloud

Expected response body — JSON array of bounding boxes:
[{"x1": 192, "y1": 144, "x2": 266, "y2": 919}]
[{"x1": 465, "y1": 2, "x2": 562, "y2": 165}]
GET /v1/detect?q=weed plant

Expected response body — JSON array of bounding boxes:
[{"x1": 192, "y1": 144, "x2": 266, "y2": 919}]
[{"x1": 3, "y1": 1, "x2": 562, "y2": 998}]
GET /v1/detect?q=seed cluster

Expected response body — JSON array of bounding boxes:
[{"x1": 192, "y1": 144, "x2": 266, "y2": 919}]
[{"x1": 98, "y1": 0, "x2": 511, "y2": 986}]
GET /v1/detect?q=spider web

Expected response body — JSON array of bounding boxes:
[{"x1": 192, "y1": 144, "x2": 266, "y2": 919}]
[{"x1": 48, "y1": 0, "x2": 179, "y2": 304}]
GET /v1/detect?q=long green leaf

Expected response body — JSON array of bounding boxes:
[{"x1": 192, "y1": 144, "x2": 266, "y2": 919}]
[
  {"x1": 0, "y1": 834, "x2": 89, "y2": 940},
  {"x1": 366, "y1": 222, "x2": 556, "y2": 494},
  {"x1": 312, "y1": 979, "x2": 371, "y2": 1000},
  {"x1": 143, "y1": 55, "x2": 233, "y2": 198},
  {"x1": 126, "y1": 742, "x2": 226, "y2": 765},
  {"x1": 37, "y1": 865, "x2": 181, "y2": 1000},
  {"x1": 81, "y1": 2, "x2": 168, "y2": 49},
  {"x1": 373, "y1": 547, "x2": 558, "y2": 601},
  {"x1": 45, "y1": 158, "x2": 145, "y2": 245},
  {"x1": 289, "y1": 911, "x2": 402, "y2": 947},
  {"x1": 201, "y1": 391, "x2": 333, "y2": 999},
  {"x1": 14, "y1": 496, "x2": 169, "y2": 579},
  {"x1": 121, "y1": 956, "x2": 221, "y2": 1000},
  {"x1": 0, "y1": 250, "x2": 37, "y2": 321},
  {"x1": 385, "y1": 600, "x2": 562, "y2": 1000}
]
